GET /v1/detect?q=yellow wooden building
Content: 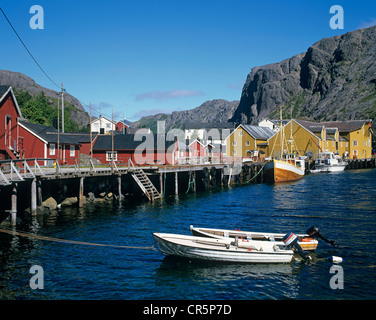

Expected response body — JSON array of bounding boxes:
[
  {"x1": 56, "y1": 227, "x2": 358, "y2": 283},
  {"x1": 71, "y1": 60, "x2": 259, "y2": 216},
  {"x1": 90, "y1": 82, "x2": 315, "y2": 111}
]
[
  {"x1": 322, "y1": 120, "x2": 373, "y2": 159},
  {"x1": 267, "y1": 119, "x2": 373, "y2": 159},
  {"x1": 225, "y1": 124, "x2": 274, "y2": 160}
]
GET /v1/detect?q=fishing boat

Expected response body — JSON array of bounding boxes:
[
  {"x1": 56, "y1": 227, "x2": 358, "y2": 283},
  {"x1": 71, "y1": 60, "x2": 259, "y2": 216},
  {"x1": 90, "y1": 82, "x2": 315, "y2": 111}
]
[
  {"x1": 264, "y1": 107, "x2": 305, "y2": 183},
  {"x1": 310, "y1": 151, "x2": 347, "y2": 173},
  {"x1": 153, "y1": 233, "x2": 295, "y2": 263},
  {"x1": 264, "y1": 157, "x2": 305, "y2": 183},
  {"x1": 190, "y1": 225, "x2": 318, "y2": 251}
]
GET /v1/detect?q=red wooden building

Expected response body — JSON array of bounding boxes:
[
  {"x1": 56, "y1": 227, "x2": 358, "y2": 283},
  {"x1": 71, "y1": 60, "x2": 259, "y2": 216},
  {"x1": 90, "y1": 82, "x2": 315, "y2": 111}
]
[
  {"x1": 188, "y1": 139, "x2": 206, "y2": 157},
  {"x1": 0, "y1": 86, "x2": 22, "y2": 161},
  {"x1": 19, "y1": 121, "x2": 82, "y2": 165},
  {"x1": 92, "y1": 134, "x2": 179, "y2": 165},
  {"x1": 1, "y1": 86, "x2": 96, "y2": 165},
  {"x1": 115, "y1": 119, "x2": 132, "y2": 132}
]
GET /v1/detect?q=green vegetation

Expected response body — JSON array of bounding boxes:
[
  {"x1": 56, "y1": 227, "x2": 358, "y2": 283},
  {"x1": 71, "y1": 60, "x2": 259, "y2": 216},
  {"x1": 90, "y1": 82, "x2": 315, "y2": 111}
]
[
  {"x1": 14, "y1": 90, "x2": 87, "y2": 132},
  {"x1": 287, "y1": 91, "x2": 306, "y2": 118}
]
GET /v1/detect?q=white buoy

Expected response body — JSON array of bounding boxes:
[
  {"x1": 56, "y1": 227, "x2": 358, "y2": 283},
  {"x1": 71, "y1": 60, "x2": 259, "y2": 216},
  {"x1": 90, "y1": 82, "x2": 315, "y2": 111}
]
[{"x1": 328, "y1": 256, "x2": 343, "y2": 263}]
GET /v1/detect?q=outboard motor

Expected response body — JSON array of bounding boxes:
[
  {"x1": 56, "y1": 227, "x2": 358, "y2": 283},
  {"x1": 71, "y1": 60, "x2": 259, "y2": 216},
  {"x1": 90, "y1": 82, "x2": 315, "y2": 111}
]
[
  {"x1": 307, "y1": 226, "x2": 338, "y2": 247},
  {"x1": 283, "y1": 232, "x2": 311, "y2": 260}
]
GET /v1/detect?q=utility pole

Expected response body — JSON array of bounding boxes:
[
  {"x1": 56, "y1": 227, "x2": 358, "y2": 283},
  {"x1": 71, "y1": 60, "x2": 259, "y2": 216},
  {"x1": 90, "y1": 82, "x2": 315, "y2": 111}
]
[
  {"x1": 111, "y1": 107, "x2": 114, "y2": 174},
  {"x1": 61, "y1": 82, "x2": 65, "y2": 133},
  {"x1": 90, "y1": 102, "x2": 93, "y2": 163},
  {"x1": 123, "y1": 113, "x2": 125, "y2": 135},
  {"x1": 57, "y1": 95, "x2": 60, "y2": 167}
]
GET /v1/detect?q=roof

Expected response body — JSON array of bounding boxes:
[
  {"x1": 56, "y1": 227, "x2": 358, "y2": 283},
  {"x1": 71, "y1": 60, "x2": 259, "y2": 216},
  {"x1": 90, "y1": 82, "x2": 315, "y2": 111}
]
[
  {"x1": 0, "y1": 86, "x2": 23, "y2": 118},
  {"x1": 321, "y1": 120, "x2": 372, "y2": 132},
  {"x1": 325, "y1": 128, "x2": 338, "y2": 134},
  {"x1": 0, "y1": 85, "x2": 9, "y2": 98},
  {"x1": 19, "y1": 121, "x2": 86, "y2": 145},
  {"x1": 295, "y1": 119, "x2": 372, "y2": 133},
  {"x1": 90, "y1": 115, "x2": 116, "y2": 124},
  {"x1": 242, "y1": 125, "x2": 275, "y2": 140},
  {"x1": 116, "y1": 119, "x2": 133, "y2": 127},
  {"x1": 294, "y1": 120, "x2": 324, "y2": 133},
  {"x1": 93, "y1": 134, "x2": 176, "y2": 152}
]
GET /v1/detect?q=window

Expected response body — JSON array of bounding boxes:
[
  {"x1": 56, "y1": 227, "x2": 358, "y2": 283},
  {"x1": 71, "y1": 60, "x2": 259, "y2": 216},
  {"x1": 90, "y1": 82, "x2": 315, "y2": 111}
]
[
  {"x1": 233, "y1": 150, "x2": 237, "y2": 155},
  {"x1": 232, "y1": 141, "x2": 237, "y2": 146},
  {"x1": 239, "y1": 131, "x2": 243, "y2": 136},
  {"x1": 245, "y1": 141, "x2": 250, "y2": 146},
  {"x1": 353, "y1": 140, "x2": 358, "y2": 147},
  {"x1": 346, "y1": 142, "x2": 348, "y2": 147},
  {"x1": 50, "y1": 144, "x2": 56, "y2": 156},
  {"x1": 106, "y1": 151, "x2": 117, "y2": 161},
  {"x1": 70, "y1": 145, "x2": 75, "y2": 157}
]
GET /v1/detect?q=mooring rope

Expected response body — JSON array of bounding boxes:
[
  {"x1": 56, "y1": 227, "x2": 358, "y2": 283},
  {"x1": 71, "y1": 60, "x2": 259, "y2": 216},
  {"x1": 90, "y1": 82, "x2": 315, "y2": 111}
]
[
  {"x1": 0, "y1": 227, "x2": 157, "y2": 251},
  {"x1": 244, "y1": 162, "x2": 267, "y2": 183}
]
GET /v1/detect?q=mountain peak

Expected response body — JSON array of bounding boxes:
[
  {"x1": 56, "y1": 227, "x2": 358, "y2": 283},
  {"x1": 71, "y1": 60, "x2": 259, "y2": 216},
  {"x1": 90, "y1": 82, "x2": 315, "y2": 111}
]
[{"x1": 231, "y1": 25, "x2": 376, "y2": 124}]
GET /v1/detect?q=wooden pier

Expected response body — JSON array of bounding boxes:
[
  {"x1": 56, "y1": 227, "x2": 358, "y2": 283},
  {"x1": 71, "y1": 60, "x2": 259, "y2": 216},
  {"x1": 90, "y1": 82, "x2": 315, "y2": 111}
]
[
  {"x1": 1, "y1": 157, "x2": 375, "y2": 226},
  {"x1": 0, "y1": 158, "x2": 267, "y2": 226}
]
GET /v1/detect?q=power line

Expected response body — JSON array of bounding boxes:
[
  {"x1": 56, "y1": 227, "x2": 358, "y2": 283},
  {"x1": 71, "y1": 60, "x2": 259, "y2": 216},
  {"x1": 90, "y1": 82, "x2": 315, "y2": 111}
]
[
  {"x1": 0, "y1": 7, "x2": 61, "y2": 90},
  {"x1": 0, "y1": 7, "x2": 123, "y2": 122}
]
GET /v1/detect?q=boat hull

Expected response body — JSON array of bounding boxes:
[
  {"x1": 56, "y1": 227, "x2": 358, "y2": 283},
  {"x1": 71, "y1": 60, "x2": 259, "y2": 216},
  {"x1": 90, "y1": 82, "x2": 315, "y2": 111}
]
[
  {"x1": 153, "y1": 233, "x2": 294, "y2": 264},
  {"x1": 264, "y1": 160, "x2": 305, "y2": 183},
  {"x1": 314, "y1": 164, "x2": 346, "y2": 173},
  {"x1": 190, "y1": 226, "x2": 318, "y2": 251}
]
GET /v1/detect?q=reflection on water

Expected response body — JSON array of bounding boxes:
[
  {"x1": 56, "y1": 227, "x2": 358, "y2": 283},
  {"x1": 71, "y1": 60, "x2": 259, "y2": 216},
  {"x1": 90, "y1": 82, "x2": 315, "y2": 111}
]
[
  {"x1": 1, "y1": 169, "x2": 376, "y2": 299},
  {"x1": 154, "y1": 257, "x2": 298, "y2": 300}
]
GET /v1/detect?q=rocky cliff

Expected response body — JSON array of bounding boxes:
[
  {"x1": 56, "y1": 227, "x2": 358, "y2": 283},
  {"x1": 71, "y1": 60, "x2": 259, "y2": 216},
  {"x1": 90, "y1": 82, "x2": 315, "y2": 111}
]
[
  {"x1": 0, "y1": 69, "x2": 89, "y2": 129},
  {"x1": 132, "y1": 99, "x2": 239, "y2": 132},
  {"x1": 231, "y1": 25, "x2": 376, "y2": 124}
]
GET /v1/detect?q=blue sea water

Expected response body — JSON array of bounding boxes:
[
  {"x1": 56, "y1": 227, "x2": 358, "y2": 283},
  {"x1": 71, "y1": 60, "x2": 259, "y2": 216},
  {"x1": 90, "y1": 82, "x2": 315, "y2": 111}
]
[{"x1": 0, "y1": 169, "x2": 376, "y2": 300}]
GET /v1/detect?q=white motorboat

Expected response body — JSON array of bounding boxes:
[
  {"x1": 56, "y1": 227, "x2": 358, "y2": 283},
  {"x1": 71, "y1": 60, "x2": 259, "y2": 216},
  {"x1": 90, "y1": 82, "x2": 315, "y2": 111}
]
[
  {"x1": 311, "y1": 152, "x2": 347, "y2": 173},
  {"x1": 153, "y1": 232, "x2": 295, "y2": 263},
  {"x1": 190, "y1": 225, "x2": 318, "y2": 251}
]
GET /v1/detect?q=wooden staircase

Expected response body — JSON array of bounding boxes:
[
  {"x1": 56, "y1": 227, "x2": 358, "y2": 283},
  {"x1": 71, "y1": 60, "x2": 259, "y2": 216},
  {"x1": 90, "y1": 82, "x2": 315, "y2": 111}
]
[
  {"x1": 131, "y1": 167, "x2": 162, "y2": 201},
  {"x1": 5, "y1": 146, "x2": 20, "y2": 160}
]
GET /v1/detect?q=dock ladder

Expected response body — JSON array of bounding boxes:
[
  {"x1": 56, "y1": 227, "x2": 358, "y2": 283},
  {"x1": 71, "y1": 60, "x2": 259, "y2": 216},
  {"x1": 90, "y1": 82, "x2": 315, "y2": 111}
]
[{"x1": 129, "y1": 160, "x2": 162, "y2": 201}]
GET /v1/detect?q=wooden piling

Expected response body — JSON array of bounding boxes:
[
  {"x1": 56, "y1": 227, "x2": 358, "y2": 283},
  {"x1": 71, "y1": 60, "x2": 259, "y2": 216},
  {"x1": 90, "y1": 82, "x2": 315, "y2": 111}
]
[
  {"x1": 118, "y1": 175, "x2": 123, "y2": 201},
  {"x1": 11, "y1": 184, "x2": 17, "y2": 226},
  {"x1": 37, "y1": 179, "x2": 42, "y2": 207},
  {"x1": 31, "y1": 178, "x2": 37, "y2": 216},
  {"x1": 159, "y1": 173, "x2": 164, "y2": 198},
  {"x1": 175, "y1": 172, "x2": 178, "y2": 195},
  {"x1": 78, "y1": 177, "x2": 84, "y2": 208}
]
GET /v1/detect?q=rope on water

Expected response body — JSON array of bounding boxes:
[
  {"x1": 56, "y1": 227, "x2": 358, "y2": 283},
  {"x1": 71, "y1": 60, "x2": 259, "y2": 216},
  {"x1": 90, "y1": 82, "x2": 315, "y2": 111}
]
[
  {"x1": 186, "y1": 171, "x2": 195, "y2": 194},
  {"x1": 0, "y1": 227, "x2": 157, "y2": 251}
]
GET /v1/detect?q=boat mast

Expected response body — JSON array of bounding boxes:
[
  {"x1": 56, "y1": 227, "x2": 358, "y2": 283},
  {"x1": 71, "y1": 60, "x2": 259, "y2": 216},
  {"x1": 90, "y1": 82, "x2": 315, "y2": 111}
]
[{"x1": 280, "y1": 106, "x2": 284, "y2": 159}]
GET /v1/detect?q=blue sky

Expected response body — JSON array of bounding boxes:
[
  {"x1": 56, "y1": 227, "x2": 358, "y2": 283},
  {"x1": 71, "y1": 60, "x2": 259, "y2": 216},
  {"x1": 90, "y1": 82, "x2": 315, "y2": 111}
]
[{"x1": 1, "y1": 0, "x2": 376, "y2": 122}]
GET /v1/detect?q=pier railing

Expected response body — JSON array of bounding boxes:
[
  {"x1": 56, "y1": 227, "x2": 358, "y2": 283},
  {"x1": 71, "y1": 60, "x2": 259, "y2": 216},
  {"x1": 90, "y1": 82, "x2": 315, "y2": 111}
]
[
  {"x1": 0, "y1": 158, "x2": 48, "y2": 185},
  {"x1": 0, "y1": 157, "x2": 146, "y2": 186}
]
